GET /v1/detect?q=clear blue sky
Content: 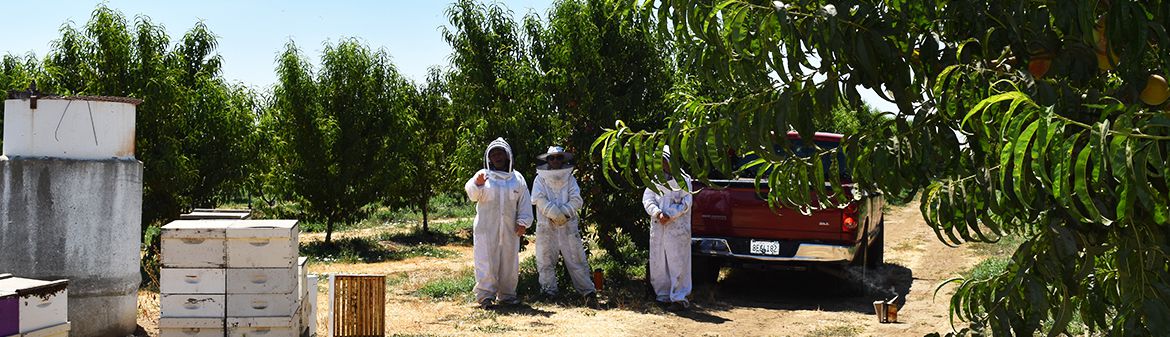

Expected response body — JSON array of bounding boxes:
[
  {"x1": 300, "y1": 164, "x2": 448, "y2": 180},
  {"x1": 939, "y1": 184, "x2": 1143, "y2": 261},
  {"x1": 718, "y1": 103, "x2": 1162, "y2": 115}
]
[{"x1": 0, "y1": 0, "x2": 552, "y2": 90}]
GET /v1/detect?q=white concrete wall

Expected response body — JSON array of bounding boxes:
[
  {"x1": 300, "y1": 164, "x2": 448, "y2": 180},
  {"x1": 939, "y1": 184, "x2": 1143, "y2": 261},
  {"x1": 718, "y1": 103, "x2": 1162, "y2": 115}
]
[
  {"x1": 2, "y1": 99, "x2": 136, "y2": 160},
  {"x1": 0, "y1": 157, "x2": 143, "y2": 337}
]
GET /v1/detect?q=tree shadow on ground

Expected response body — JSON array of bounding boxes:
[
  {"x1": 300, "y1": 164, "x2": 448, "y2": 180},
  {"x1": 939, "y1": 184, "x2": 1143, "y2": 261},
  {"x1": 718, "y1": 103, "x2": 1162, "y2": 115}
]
[
  {"x1": 380, "y1": 225, "x2": 473, "y2": 247},
  {"x1": 692, "y1": 263, "x2": 914, "y2": 315},
  {"x1": 514, "y1": 260, "x2": 912, "y2": 320},
  {"x1": 490, "y1": 303, "x2": 555, "y2": 317},
  {"x1": 674, "y1": 310, "x2": 732, "y2": 323},
  {"x1": 671, "y1": 305, "x2": 733, "y2": 324},
  {"x1": 300, "y1": 236, "x2": 457, "y2": 263}
]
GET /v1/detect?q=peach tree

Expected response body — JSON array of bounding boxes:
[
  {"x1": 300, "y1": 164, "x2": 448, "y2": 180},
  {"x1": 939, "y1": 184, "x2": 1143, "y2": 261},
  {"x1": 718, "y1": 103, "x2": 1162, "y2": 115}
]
[{"x1": 597, "y1": 0, "x2": 1170, "y2": 335}]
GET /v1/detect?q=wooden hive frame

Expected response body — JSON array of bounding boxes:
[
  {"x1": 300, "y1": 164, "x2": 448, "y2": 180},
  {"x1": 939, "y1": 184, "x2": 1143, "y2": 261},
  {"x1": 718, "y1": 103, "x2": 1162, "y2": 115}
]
[{"x1": 327, "y1": 274, "x2": 385, "y2": 337}]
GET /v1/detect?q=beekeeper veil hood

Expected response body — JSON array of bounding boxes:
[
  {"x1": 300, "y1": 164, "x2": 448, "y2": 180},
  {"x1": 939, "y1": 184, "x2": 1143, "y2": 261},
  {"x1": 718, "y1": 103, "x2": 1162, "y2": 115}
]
[
  {"x1": 484, "y1": 137, "x2": 514, "y2": 178},
  {"x1": 660, "y1": 144, "x2": 674, "y2": 178}
]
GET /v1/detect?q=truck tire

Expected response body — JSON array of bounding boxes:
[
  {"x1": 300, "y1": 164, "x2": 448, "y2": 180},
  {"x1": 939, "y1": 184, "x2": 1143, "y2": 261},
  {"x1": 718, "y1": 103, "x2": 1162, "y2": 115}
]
[
  {"x1": 692, "y1": 255, "x2": 721, "y2": 286},
  {"x1": 865, "y1": 219, "x2": 885, "y2": 268}
]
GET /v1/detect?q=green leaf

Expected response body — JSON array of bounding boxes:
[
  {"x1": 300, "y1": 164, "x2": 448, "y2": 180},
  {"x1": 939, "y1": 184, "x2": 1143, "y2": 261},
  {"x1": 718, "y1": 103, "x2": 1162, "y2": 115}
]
[
  {"x1": 962, "y1": 91, "x2": 1034, "y2": 128},
  {"x1": 1030, "y1": 113, "x2": 1057, "y2": 190},
  {"x1": 1010, "y1": 119, "x2": 1041, "y2": 208},
  {"x1": 933, "y1": 64, "x2": 961, "y2": 100},
  {"x1": 1073, "y1": 138, "x2": 1103, "y2": 223},
  {"x1": 1113, "y1": 136, "x2": 1133, "y2": 221},
  {"x1": 1055, "y1": 134, "x2": 1088, "y2": 222},
  {"x1": 1046, "y1": 291, "x2": 1075, "y2": 337}
]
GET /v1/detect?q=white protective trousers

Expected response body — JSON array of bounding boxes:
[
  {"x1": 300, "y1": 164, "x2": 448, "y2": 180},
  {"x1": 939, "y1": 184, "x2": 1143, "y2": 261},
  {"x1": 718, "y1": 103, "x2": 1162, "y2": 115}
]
[
  {"x1": 642, "y1": 175, "x2": 694, "y2": 303},
  {"x1": 532, "y1": 167, "x2": 594, "y2": 295},
  {"x1": 465, "y1": 138, "x2": 533, "y2": 303}
]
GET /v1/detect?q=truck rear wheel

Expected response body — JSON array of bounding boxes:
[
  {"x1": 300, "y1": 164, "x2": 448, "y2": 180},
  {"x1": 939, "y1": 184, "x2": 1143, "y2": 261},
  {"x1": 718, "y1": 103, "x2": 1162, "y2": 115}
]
[
  {"x1": 692, "y1": 255, "x2": 721, "y2": 286},
  {"x1": 865, "y1": 219, "x2": 885, "y2": 268}
]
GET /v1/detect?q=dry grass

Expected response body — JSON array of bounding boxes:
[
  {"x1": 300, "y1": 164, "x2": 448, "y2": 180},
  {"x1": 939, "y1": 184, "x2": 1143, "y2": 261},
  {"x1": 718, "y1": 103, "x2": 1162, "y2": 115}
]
[
  {"x1": 137, "y1": 201, "x2": 978, "y2": 337},
  {"x1": 135, "y1": 290, "x2": 159, "y2": 336}
]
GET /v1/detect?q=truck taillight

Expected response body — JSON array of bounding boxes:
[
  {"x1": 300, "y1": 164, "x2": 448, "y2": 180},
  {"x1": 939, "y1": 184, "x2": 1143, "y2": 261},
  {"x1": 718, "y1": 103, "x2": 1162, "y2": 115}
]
[
  {"x1": 842, "y1": 203, "x2": 859, "y2": 231},
  {"x1": 842, "y1": 216, "x2": 857, "y2": 231}
]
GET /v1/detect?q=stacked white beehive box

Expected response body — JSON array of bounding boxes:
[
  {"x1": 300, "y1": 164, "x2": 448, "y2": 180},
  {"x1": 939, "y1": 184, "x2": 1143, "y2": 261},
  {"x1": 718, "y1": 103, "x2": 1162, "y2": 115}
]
[
  {"x1": 161, "y1": 219, "x2": 314, "y2": 337},
  {"x1": 301, "y1": 275, "x2": 318, "y2": 336},
  {"x1": 0, "y1": 274, "x2": 70, "y2": 337}
]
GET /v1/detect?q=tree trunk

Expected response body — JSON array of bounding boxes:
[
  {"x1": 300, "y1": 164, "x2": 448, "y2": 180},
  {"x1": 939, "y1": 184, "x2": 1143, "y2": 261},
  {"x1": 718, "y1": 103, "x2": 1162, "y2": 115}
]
[
  {"x1": 421, "y1": 196, "x2": 431, "y2": 233},
  {"x1": 325, "y1": 221, "x2": 334, "y2": 244}
]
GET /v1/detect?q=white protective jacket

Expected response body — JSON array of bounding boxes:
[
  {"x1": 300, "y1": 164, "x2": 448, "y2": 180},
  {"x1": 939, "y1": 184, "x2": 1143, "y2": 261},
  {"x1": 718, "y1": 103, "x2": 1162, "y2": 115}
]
[
  {"x1": 465, "y1": 138, "x2": 533, "y2": 303},
  {"x1": 531, "y1": 165, "x2": 594, "y2": 295},
  {"x1": 642, "y1": 174, "x2": 694, "y2": 303}
]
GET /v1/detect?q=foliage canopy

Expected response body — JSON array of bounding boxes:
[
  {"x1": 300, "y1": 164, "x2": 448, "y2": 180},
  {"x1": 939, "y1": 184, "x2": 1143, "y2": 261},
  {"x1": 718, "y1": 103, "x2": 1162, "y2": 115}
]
[
  {"x1": 601, "y1": 0, "x2": 1170, "y2": 335},
  {"x1": 267, "y1": 40, "x2": 415, "y2": 242}
]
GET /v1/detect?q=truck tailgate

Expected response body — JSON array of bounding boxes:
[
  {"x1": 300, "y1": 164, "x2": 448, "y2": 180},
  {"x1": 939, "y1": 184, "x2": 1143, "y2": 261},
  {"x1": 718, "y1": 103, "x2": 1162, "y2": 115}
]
[{"x1": 693, "y1": 180, "x2": 853, "y2": 242}]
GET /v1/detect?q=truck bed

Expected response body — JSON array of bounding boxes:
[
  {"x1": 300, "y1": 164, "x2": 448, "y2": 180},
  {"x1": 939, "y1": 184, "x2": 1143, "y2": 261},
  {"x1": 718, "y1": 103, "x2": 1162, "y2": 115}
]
[{"x1": 690, "y1": 178, "x2": 881, "y2": 265}]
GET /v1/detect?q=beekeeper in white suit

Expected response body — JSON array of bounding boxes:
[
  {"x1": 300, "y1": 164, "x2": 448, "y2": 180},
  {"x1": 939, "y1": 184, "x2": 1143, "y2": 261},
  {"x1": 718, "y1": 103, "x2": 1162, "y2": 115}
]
[
  {"x1": 465, "y1": 137, "x2": 533, "y2": 308},
  {"x1": 642, "y1": 145, "x2": 694, "y2": 312},
  {"x1": 531, "y1": 146, "x2": 597, "y2": 305}
]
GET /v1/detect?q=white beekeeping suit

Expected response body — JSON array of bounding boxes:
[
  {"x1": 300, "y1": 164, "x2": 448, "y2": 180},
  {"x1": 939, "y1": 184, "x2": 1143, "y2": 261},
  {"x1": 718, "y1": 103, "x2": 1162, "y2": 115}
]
[
  {"x1": 465, "y1": 137, "x2": 533, "y2": 307},
  {"x1": 642, "y1": 145, "x2": 693, "y2": 310},
  {"x1": 531, "y1": 146, "x2": 595, "y2": 300}
]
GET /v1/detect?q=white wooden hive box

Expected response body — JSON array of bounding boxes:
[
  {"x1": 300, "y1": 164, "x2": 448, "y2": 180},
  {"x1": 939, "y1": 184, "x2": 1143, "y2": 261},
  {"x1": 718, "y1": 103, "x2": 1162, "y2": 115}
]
[
  {"x1": 226, "y1": 220, "x2": 299, "y2": 268},
  {"x1": 227, "y1": 313, "x2": 300, "y2": 337},
  {"x1": 158, "y1": 317, "x2": 224, "y2": 337},
  {"x1": 160, "y1": 268, "x2": 226, "y2": 294},
  {"x1": 0, "y1": 276, "x2": 68, "y2": 334},
  {"x1": 161, "y1": 220, "x2": 234, "y2": 268},
  {"x1": 160, "y1": 294, "x2": 225, "y2": 318}
]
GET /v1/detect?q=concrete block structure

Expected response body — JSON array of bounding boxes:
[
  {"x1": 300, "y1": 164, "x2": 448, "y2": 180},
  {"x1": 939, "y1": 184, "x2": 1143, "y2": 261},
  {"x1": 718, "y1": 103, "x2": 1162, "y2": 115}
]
[{"x1": 0, "y1": 96, "x2": 143, "y2": 337}]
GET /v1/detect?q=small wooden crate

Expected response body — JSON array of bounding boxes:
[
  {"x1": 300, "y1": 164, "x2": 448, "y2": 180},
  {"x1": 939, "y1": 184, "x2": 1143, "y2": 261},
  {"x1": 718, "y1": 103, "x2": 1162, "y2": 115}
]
[{"x1": 327, "y1": 275, "x2": 384, "y2": 337}]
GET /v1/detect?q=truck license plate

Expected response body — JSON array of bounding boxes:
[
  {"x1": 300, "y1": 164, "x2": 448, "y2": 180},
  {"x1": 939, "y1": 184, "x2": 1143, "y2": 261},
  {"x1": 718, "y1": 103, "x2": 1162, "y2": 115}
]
[{"x1": 750, "y1": 240, "x2": 780, "y2": 256}]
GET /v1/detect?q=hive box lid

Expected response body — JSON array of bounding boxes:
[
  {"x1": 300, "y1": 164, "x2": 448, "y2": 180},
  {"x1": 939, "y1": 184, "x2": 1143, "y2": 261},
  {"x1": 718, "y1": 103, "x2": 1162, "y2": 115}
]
[
  {"x1": 180, "y1": 209, "x2": 252, "y2": 220},
  {"x1": 162, "y1": 219, "x2": 236, "y2": 230},
  {"x1": 0, "y1": 277, "x2": 68, "y2": 296},
  {"x1": 227, "y1": 220, "x2": 298, "y2": 239},
  {"x1": 161, "y1": 220, "x2": 234, "y2": 238}
]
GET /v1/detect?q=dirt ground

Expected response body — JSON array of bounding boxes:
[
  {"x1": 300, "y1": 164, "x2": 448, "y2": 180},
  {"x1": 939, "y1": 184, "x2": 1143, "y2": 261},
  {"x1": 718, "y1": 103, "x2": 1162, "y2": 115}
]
[{"x1": 136, "y1": 200, "x2": 979, "y2": 337}]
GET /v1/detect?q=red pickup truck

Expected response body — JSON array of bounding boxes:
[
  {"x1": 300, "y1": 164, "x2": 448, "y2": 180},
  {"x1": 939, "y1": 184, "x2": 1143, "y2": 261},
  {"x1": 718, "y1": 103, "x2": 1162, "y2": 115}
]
[{"x1": 690, "y1": 132, "x2": 885, "y2": 283}]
